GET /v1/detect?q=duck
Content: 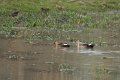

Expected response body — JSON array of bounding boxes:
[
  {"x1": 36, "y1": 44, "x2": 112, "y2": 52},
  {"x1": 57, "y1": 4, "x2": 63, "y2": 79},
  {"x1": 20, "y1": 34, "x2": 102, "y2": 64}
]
[
  {"x1": 11, "y1": 11, "x2": 19, "y2": 17},
  {"x1": 54, "y1": 41, "x2": 70, "y2": 48},
  {"x1": 82, "y1": 42, "x2": 95, "y2": 49},
  {"x1": 76, "y1": 40, "x2": 95, "y2": 49}
]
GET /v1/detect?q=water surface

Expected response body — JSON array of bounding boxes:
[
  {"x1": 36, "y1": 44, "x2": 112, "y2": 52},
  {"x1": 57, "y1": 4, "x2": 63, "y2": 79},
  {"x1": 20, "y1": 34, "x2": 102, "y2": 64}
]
[{"x1": 0, "y1": 39, "x2": 120, "y2": 80}]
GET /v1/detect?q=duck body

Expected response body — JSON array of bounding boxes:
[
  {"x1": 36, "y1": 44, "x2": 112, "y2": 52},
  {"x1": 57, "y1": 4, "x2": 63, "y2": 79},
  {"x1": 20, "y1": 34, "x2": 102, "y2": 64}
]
[
  {"x1": 55, "y1": 41, "x2": 70, "y2": 48},
  {"x1": 82, "y1": 43, "x2": 95, "y2": 49},
  {"x1": 76, "y1": 40, "x2": 95, "y2": 49},
  {"x1": 60, "y1": 43, "x2": 70, "y2": 47}
]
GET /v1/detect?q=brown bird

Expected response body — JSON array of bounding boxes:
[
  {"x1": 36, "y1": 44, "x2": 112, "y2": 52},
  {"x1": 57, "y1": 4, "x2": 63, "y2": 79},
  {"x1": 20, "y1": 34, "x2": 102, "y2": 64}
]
[
  {"x1": 76, "y1": 40, "x2": 95, "y2": 49},
  {"x1": 54, "y1": 41, "x2": 70, "y2": 48},
  {"x1": 11, "y1": 11, "x2": 19, "y2": 17}
]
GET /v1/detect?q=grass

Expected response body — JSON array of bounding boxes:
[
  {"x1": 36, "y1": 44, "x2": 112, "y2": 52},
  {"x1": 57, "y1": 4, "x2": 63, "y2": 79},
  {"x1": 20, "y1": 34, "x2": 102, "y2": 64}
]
[
  {"x1": 0, "y1": 0, "x2": 120, "y2": 41},
  {"x1": 0, "y1": 0, "x2": 120, "y2": 12}
]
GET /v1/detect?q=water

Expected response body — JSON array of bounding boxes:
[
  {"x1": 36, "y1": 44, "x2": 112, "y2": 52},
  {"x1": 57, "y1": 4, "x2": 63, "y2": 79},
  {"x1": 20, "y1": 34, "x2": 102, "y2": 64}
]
[{"x1": 0, "y1": 39, "x2": 120, "y2": 80}]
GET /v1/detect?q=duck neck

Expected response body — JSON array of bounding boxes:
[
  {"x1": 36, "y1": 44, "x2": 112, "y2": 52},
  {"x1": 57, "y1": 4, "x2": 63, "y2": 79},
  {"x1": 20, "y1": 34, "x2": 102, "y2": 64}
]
[
  {"x1": 55, "y1": 41, "x2": 58, "y2": 48},
  {"x1": 76, "y1": 40, "x2": 80, "y2": 48}
]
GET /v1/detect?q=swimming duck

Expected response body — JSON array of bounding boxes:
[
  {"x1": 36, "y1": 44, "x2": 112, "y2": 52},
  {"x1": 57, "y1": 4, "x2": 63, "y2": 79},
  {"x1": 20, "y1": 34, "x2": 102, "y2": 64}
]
[
  {"x1": 82, "y1": 42, "x2": 95, "y2": 49},
  {"x1": 76, "y1": 40, "x2": 95, "y2": 49},
  {"x1": 54, "y1": 41, "x2": 70, "y2": 48}
]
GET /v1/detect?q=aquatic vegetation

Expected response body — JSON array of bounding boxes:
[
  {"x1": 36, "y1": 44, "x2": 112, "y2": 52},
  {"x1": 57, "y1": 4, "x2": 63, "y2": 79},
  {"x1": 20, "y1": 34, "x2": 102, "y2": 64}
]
[
  {"x1": 58, "y1": 63, "x2": 75, "y2": 74},
  {"x1": 8, "y1": 54, "x2": 19, "y2": 60}
]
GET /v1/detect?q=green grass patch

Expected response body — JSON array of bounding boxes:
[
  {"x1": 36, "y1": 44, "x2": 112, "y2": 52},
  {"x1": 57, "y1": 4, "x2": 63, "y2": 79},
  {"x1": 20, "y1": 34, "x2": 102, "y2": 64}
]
[{"x1": 0, "y1": 0, "x2": 120, "y2": 40}]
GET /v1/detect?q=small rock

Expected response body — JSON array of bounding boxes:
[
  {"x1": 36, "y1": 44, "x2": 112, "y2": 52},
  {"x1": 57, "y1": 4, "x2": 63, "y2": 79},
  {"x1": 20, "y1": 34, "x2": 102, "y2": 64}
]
[
  {"x1": 20, "y1": 56, "x2": 24, "y2": 59},
  {"x1": 8, "y1": 51, "x2": 12, "y2": 53},
  {"x1": 45, "y1": 62, "x2": 54, "y2": 64},
  {"x1": 33, "y1": 52, "x2": 37, "y2": 54},
  {"x1": 31, "y1": 64, "x2": 36, "y2": 66}
]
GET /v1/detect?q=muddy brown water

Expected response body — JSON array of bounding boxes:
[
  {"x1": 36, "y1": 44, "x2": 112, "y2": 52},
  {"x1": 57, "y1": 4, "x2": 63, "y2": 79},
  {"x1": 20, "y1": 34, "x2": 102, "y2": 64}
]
[{"x1": 0, "y1": 38, "x2": 120, "y2": 80}]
